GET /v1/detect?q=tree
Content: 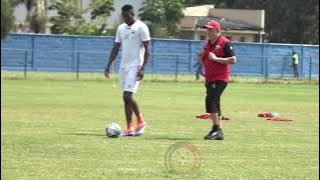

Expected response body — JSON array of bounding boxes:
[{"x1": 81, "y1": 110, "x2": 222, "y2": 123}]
[
  {"x1": 164, "y1": 0, "x2": 185, "y2": 37},
  {"x1": 185, "y1": 0, "x2": 319, "y2": 44},
  {"x1": 11, "y1": 0, "x2": 25, "y2": 6},
  {"x1": 139, "y1": 0, "x2": 165, "y2": 37},
  {"x1": 90, "y1": 0, "x2": 114, "y2": 20},
  {"x1": 26, "y1": 0, "x2": 34, "y2": 21},
  {"x1": 1, "y1": 0, "x2": 15, "y2": 39},
  {"x1": 49, "y1": 0, "x2": 86, "y2": 34},
  {"x1": 214, "y1": 0, "x2": 319, "y2": 44},
  {"x1": 49, "y1": 0, "x2": 114, "y2": 35},
  {"x1": 14, "y1": 0, "x2": 47, "y2": 33},
  {"x1": 89, "y1": 0, "x2": 115, "y2": 35},
  {"x1": 139, "y1": 0, "x2": 184, "y2": 38},
  {"x1": 30, "y1": 0, "x2": 47, "y2": 33},
  {"x1": 139, "y1": 0, "x2": 164, "y2": 24}
]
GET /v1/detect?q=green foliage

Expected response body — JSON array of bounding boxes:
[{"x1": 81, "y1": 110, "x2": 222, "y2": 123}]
[
  {"x1": 164, "y1": 0, "x2": 185, "y2": 37},
  {"x1": 24, "y1": 0, "x2": 36, "y2": 11},
  {"x1": 90, "y1": 0, "x2": 114, "y2": 20},
  {"x1": 139, "y1": 0, "x2": 184, "y2": 38},
  {"x1": 49, "y1": 0, "x2": 85, "y2": 34},
  {"x1": 139, "y1": 0, "x2": 164, "y2": 24},
  {"x1": 1, "y1": 0, "x2": 15, "y2": 39},
  {"x1": 10, "y1": 0, "x2": 26, "y2": 6},
  {"x1": 88, "y1": 0, "x2": 114, "y2": 35},
  {"x1": 49, "y1": 0, "x2": 114, "y2": 35},
  {"x1": 100, "y1": 28, "x2": 117, "y2": 36},
  {"x1": 212, "y1": 0, "x2": 318, "y2": 44}
]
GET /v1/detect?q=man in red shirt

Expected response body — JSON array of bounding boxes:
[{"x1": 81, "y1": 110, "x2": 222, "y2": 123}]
[{"x1": 198, "y1": 20, "x2": 236, "y2": 140}]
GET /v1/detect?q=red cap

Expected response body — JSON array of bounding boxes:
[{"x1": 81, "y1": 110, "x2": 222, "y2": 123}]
[{"x1": 203, "y1": 20, "x2": 221, "y2": 31}]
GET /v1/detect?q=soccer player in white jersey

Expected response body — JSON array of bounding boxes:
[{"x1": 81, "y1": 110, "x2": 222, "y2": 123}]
[{"x1": 104, "y1": 4, "x2": 150, "y2": 136}]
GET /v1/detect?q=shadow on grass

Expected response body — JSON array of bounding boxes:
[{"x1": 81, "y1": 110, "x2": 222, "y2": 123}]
[
  {"x1": 57, "y1": 132, "x2": 105, "y2": 137},
  {"x1": 58, "y1": 133, "x2": 198, "y2": 140},
  {"x1": 144, "y1": 136, "x2": 197, "y2": 141}
]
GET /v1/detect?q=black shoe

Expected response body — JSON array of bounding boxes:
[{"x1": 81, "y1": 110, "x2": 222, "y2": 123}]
[
  {"x1": 204, "y1": 129, "x2": 224, "y2": 140},
  {"x1": 204, "y1": 128, "x2": 215, "y2": 139}
]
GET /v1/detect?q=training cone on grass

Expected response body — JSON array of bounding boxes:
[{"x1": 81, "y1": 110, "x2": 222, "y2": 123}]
[
  {"x1": 196, "y1": 113, "x2": 230, "y2": 120},
  {"x1": 257, "y1": 112, "x2": 293, "y2": 121},
  {"x1": 257, "y1": 112, "x2": 279, "y2": 118},
  {"x1": 266, "y1": 117, "x2": 293, "y2": 121}
]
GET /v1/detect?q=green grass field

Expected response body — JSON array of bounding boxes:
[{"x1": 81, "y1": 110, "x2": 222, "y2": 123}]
[{"x1": 1, "y1": 75, "x2": 319, "y2": 179}]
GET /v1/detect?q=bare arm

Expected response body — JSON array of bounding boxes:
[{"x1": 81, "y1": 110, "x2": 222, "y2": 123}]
[
  {"x1": 208, "y1": 52, "x2": 236, "y2": 64},
  {"x1": 136, "y1": 41, "x2": 150, "y2": 81},
  {"x1": 208, "y1": 41, "x2": 236, "y2": 64},
  {"x1": 104, "y1": 42, "x2": 121, "y2": 78},
  {"x1": 197, "y1": 50, "x2": 205, "y2": 65},
  {"x1": 141, "y1": 41, "x2": 150, "y2": 69}
]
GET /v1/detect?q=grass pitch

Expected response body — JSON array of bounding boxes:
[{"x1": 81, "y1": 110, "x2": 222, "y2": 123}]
[{"x1": 1, "y1": 75, "x2": 319, "y2": 179}]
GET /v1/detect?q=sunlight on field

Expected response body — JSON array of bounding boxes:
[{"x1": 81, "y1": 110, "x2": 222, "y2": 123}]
[{"x1": 1, "y1": 75, "x2": 319, "y2": 179}]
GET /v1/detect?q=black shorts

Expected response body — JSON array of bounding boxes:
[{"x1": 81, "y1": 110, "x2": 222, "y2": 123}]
[{"x1": 205, "y1": 80, "x2": 228, "y2": 114}]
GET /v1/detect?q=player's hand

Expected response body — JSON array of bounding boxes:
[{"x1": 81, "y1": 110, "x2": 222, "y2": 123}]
[
  {"x1": 198, "y1": 50, "x2": 205, "y2": 57},
  {"x1": 137, "y1": 67, "x2": 145, "y2": 81},
  {"x1": 104, "y1": 67, "x2": 110, "y2": 78}
]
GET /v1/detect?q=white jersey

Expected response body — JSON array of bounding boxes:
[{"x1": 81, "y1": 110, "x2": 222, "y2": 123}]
[{"x1": 115, "y1": 20, "x2": 151, "y2": 68}]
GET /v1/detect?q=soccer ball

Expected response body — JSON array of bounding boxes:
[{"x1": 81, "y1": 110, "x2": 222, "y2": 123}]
[{"x1": 105, "y1": 123, "x2": 121, "y2": 138}]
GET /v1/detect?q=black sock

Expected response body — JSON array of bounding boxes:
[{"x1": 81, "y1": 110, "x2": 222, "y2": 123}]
[{"x1": 212, "y1": 125, "x2": 220, "y2": 131}]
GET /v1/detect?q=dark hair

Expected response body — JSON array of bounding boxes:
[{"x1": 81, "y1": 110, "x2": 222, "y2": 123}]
[{"x1": 122, "y1": 4, "x2": 133, "y2": 12}]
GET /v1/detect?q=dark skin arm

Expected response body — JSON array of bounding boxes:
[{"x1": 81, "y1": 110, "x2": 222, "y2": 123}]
[
  {"x1": 136, "y1": 41, "x2": 150, "y2": 81},
  {"x1": 104, "y1": 42, "x2": 121, "y2": 78}
]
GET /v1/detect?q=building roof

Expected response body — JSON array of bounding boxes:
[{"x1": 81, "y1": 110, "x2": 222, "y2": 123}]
[
  {"x1": 183, "y1": 5, "x2": 214, "y2": 17},
  {"x1": 180, "y1": 16, "x2": 197, "y2": 30},
  {"x1": 181, "y1": 5, "x2": 264, "y2": 32},
  {"x1": 195, "y1": 17, "x2": 263, "y2": 31}
]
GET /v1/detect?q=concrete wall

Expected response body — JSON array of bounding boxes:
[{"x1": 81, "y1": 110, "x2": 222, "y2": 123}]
[{"x1": 1, "y1": 33, "x2": 319, "y2": 77}]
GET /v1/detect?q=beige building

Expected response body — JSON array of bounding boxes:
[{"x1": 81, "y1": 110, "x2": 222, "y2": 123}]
[{"x1": 180, "y1": 5, "x2": 265, "y2": 42}]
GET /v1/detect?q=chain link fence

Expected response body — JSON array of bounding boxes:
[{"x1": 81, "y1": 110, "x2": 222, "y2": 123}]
[{"x1": 1, "y1": 48, "x2": 319, "y2": 83}]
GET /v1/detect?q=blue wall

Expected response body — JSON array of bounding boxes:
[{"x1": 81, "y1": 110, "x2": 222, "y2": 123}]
[{"x1": 1, "y1": 33, "x2": 319, "y2": 77}]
